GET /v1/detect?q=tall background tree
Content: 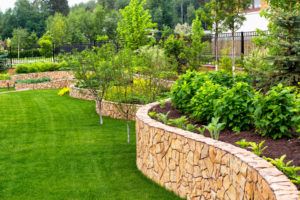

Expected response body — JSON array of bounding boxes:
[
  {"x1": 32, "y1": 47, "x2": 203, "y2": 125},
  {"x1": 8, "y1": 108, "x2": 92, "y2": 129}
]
[
  {"x1": 117, "y1": 0, "x2": 157, "y2": 50},
  {"x1": 46, "y1": 0, "x2": 70, "y2": 16}
]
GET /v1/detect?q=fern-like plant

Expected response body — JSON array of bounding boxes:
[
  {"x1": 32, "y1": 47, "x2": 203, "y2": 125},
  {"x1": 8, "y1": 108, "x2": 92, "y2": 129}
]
[{"x1": 204, "y1": 117, "x2": 225, "y2": 140}]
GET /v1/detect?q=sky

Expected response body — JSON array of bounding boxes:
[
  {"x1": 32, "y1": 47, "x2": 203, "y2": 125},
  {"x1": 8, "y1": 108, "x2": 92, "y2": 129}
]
[{"x1": 0, "y1": 0, "x2": 91, "y2": 12}]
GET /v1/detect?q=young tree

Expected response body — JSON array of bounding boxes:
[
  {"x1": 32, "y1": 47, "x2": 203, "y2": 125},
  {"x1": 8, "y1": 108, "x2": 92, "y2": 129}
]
[
  {"x1": 74, "y1": 44, "x2": 118, "y2": 125},
  {"x1": 46, "y1": 13, "x2": 68, "y2": 48},
  {"x1": 259, "y1": 0, "x2": 300, "y2": 86},
  {"x1": 187, "y1": 14, "x2": 207, "y2": 69},
  {"x1": 11, "y1": 28, "x2": 29, "y2": 59},
  {"x1": 223, "y1": 0, "x2": 251, "y2": 73},
  {"x1": 117, "y1": 0, "x2": 157, "y2": 50},
  {"x1": 198, "y1": 0, "x2": 226, "y2": 71}
]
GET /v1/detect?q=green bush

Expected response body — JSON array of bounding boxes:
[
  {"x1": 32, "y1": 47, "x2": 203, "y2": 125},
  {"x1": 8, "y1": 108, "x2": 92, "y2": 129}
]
[
  {"x1": 208, "y1": 70, "x2": 251, "y2": 88},
  {"x1": 190, "y1": 81, "x2": 226, "y2": 123},
  {"x1": 16, "y1": 62, "x2": 63, "y2": 74},
  {"x1": 170, "y1": 71, "x2": 208, "y2": 113},
  {"x1": 214, "y1": 82, "x2": 256, "y2": 132},
  {"x1": 253, "y1": 84, "x2": 300, "y2": 139},
  {"x1": 16, "y1": 77, "x2": 51, "y2": 84},
  {"x1": 0, "y1": 73, "x2": 10, "y2": 80}
]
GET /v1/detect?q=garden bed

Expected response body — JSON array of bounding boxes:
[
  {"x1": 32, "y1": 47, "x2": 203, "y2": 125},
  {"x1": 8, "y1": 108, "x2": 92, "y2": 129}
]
[{"x1": 150, "y1": 101, "x2": 300, "y2": 189}]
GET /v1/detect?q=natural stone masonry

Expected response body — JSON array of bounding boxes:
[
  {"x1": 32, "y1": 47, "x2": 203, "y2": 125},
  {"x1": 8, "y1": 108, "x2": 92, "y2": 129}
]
[
  {"x1": 136, "y1": 102, "x2": 299, "y2": 200},
  {"x1": 70, "y1": 86, "x2": 142, "y2": 121},
  {"x1": 15, "y1": 79, "x2": 74, "y2": 90},
  {"x1": 0, "y1": 71, "x2": 74, "y2": 88}
]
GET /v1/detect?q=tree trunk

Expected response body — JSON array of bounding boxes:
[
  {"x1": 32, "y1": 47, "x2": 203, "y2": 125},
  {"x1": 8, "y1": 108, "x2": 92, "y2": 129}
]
[
  {"x1": 97, "y1": 99, "x2": 103, "y2": 125},
  {"x1": 127, "y1": 122, "x2": 130, "y2": 144},
  {"x1": 181, "y1": 0, "x2": 184, "y2": 24},
  {"x1": 215, "y1": 26, "x2": 219, "y2": 71},
  {"x1": 231, "y1": 30, "x2": 236, "y2": 75},
  {"x1": 18, "y1": 42, "x2": 20, "y2": 60}
]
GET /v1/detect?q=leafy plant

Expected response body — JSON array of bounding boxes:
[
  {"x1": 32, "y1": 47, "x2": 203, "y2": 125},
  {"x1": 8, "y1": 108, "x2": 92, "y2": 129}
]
[
  {"x1": 0, "y1": 73, "x2": 10, "y2": 80},
  {"x1": 58, "y1": 87, "x2": 70, "y2": 96},
  {"x1": 214, "y1": 82, "x2": 255, "y2": 132},
  {"x1": 148, "y1": 111, "x2": 157, "y2": 118},
  {"x1": 253, "y1": 84, "x2": 300, "y2": 139},
  {"x1": 190, "y1": 81, "x2": 226, "y2": 123},
  {"x1": 248, "y1": 141, "x2": 267, "y2": 157},
  {"x1": 235, "y1": 139, "x2": 250, "y2": 148},
  {"x1": 159, "y1": 100, "x2": 166, "y2": 109},
  {"x1": 168, "y1": 116, "x2": 189, "y2": 129},
  {"x1": 16, "y1": 62, "x2": 65, "y2": 74},
  {"x1": 156, "y1": 112, "x2": 170, "y2": 124},
  {"x1": 203, "y1": 117, "x2": 225, "y2": 140},
  {"x1": 186, "y1": 124, "x2": 196, "y2": 132},
  {"x1": 196, "y1": 127, "x2": 206, "y2": 135},
  {"x1": 265, "y1": 155, "x2": 300, "y2": 185}
]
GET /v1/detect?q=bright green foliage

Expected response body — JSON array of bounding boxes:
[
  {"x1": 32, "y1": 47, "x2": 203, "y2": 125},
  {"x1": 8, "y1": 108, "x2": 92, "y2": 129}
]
[
  {"x1": 58, "y1": 87, "x2": 70, "y2": 96},
  {"x1": 214, "y1": 82, "x2": 256, "y2": 132},
  {"x1": 253, "y1": 84, "x2": 300, "y2": 139},
  {"x1": 187, "y1": 15, "x2": 207, "y2": 69},
  {"x1": 15, "y1": 77, "x2": 51, "y2": 84},
  {"x1": 196, "y1": 127, "x2": 206, "y2": 135},
  {"x1": 203, "y1": 117, "x2": 225, "y2": 140},
  {"x1": 0, "y1": 90, "x2": 181, "y2": 199},
  {"x1": 117, "y1": 0, "x2": 157, "y2": 50},
  {"x1": 38, "y1": 34, "x2": 53, "y2": 57},
  {"x1": 168, "y1": 116, "x2": 189, "y2": 129},
  {"x1": 235, "y1": 139, "x2": 250, "y2": 148},
  {"x1": 46, "y1": 13, "x2": 68, "y2": 46},
  {"x1": 248, "y1": 141, "x2": 268, "y2": 157},
  {"x1": 265, "y1": 155, "x2": 300, "y2": 185},
  {"x1": 156, "y1": 112, "x2": 170, "y2": 124},
  {"x1": 164, "y1": 34, "x2": 187, "y2": 73},
  {"x1": 148, "y1": 111, "x2": 157, "y2": 118},
  {"x1": 186, "y1": 124, "x2": 196, "y2": 132},
  {"x1": 15, "y1": 62, "x2": 65, "y2": 73},
  {"x1": 170, "y1": 71, "x2": 208, "y2": 113},
  {"x1": 0, "y1": 73, "x2": 10, "y2": 80},
  {"x1": 190, "y1": 81, "x2": 226, "y2": 123}
]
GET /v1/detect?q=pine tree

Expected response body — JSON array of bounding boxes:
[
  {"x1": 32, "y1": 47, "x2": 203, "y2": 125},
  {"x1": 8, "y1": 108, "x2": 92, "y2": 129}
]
[
  {"x1": 261, "y1": 0, "x2": 300, "y2": 86},
  {"x1": 46, "y1": 0, "x2": 69, "y2": 16}
]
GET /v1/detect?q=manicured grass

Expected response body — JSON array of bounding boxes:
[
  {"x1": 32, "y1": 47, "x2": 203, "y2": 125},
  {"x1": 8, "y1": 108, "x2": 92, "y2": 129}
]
[
  {"x1": 0, "y1": 90, "x2": 181, "y2": 200},
  {"x1": 0, "y1": 87, "x2": 14, "y2": 93}
]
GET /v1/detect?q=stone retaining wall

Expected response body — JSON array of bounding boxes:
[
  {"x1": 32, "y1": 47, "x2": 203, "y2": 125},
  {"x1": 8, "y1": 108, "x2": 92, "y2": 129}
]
[
  {"x1": 12, "y1": 71, "x2": 74, "y2": 81},
  {"x1": 70, "y1": 86, "x2": 142, "y2": 121},
  {"x1": 0, "y1": 80, "x2": 14, "y2": 88},
  {"x1": 15, "y1": 79, "x2": 73, "y2": 90},
  {"x1": 96, "y1": 100, "x2": 142, "y2": 121},
  {"x1": 136, "y1": 102, "x2": 299, "y2": 200}
]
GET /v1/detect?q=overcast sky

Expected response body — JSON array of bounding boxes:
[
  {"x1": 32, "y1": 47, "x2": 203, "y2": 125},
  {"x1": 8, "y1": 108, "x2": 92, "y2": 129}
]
[{"x1": 0, "y1": 0, "x2": 91, "y2": 12}]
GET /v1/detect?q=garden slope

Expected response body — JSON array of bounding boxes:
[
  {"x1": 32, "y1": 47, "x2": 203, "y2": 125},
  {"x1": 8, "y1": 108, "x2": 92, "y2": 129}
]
[{"x1": 0, "y1": 90, "x2": 180, "y2": 200}]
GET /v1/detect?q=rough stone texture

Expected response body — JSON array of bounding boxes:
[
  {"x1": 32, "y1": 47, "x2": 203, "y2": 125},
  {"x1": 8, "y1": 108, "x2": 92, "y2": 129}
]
[
  {"x1": 136, "y1": 102, "x2": 300, "y2": 200},
  {"x1": 0, "y1": 71, "x2": 74, "y2": 88},
  {"x1": 15, "y1": 79, "x2": 74, "y2": 90},
  {"x1": 69, "y1": 86, "x2": 95, "y2": 100},
  {"x1": 96, "y1": 100, "x2": 142, "y2": 121},
  {"x1": 70, "y1": 86, "x2": 142, "y2": 121}
]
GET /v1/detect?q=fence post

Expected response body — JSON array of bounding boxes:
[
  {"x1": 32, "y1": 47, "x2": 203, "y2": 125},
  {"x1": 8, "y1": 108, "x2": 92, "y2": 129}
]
[
  {"x1": 10, "y1": 47, "x2": 12, "y2": 68},
  {"x1": 241, "y1": 32, "x2": 245, "y2": 59}
]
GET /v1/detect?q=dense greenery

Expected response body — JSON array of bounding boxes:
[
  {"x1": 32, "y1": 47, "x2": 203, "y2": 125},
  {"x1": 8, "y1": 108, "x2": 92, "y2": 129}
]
[
  {"x1": 0, "y1": 90, "x2": 181, "y2": 199},
  {"x1": 15, "y1": 62, "x2": 68, "y2": 73},
  {"x1": 171, "y1": 71, "x2": 300, "y2": 138}
]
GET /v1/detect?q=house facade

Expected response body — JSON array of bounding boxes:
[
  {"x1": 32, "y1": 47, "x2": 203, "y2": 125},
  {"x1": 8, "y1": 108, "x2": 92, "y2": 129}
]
[{"x1": 238, "y1": 0, "x2": 269, "y2": 32}]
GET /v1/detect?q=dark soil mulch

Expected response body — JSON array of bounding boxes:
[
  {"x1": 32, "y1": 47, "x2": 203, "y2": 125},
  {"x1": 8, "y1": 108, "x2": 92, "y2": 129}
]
[{"x1": 151, "y1": 102, "x2": 300, "y2": 189}]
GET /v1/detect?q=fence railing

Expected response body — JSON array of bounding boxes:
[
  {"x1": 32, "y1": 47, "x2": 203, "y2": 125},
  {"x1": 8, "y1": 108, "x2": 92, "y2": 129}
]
[{"x1": 11, "y1": 57, "x2": 54, "y2": 65}]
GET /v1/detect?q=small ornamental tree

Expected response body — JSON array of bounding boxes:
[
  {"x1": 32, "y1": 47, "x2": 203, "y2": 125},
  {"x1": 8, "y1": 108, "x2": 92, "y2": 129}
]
[
  {"x1": 188, "y1": 14, "x2": 207, "y2": 70},
  {"x1": 223, "y1": 0, "x2": 251, "y2": 73},
  {"x1": 11, "y1": 28, "x2": 29, "y2": 59},
  {"x1": 75, "y1": 43, "x2": 118, "y2": 125},
  {"x1": 198, "y1": 0, "x2": 226, "y2": 71},
  {"x1": 117, "y1": 0, "x2": 157, "y2": 50},
  {"x1": 259, "y1": 0, "x2": 300, "y2": 86}
]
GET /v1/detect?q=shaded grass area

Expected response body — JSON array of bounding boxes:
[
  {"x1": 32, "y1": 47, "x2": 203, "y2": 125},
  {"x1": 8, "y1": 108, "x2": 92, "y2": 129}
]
[
  {"x1": 0, "y1": 87, "x2": 14, "y2": 93},
  {"x1": 0, "y1": 90, "x2": 181, "y2": 200}
]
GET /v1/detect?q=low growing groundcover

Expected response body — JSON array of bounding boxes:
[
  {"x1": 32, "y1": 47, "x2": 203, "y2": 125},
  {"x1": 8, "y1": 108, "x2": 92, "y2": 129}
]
[{"x1": 0, "y1": 90, "x2": 181, "y2": 200}]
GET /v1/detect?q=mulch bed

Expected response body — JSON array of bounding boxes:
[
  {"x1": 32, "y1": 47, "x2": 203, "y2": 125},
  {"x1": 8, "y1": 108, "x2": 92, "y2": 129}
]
[{"x1": 151, "y1": 102, "x2": 300, "y2": 189}]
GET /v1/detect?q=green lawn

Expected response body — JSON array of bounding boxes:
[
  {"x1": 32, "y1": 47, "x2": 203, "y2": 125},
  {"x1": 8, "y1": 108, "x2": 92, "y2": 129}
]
[
  {"x1": 0, "y1": 87, "x2": 14, "y2": 93},
  {"x1": 0, "y1": 90, "x2": 180, "y2": 200}
]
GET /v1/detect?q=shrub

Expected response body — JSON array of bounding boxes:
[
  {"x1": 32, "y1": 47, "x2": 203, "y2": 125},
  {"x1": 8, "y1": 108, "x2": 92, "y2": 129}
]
[
  {"x1": 214, "y1": 82, "x2": 256, "y2": 132},
  {"x1": 0, "y1": 73, "x2": 10, "y2": 80},
  {"x1": 190, "y1": 81, "x2": 226, "y2": 123},
  {"x1": 171, "y1": 71, "x2": 208, "y2": 113},
  {"x1": 16, "y1": 62, "x2": 63, "y2": 74},
  {"x1": 253, "y1": 84, "x2": 300, "y2": 139},
  {"x1": 8, "y1": 49, "x2": 42, "y2": 58},
  {"x1": 15, "y1": 77, "x2": 51, "y2": 84},
  {"x1": 208, "y1": 70, "x2": 251, "y2": 88}
]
